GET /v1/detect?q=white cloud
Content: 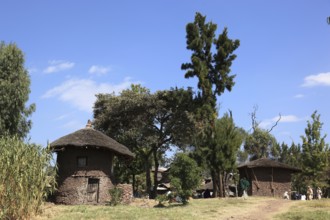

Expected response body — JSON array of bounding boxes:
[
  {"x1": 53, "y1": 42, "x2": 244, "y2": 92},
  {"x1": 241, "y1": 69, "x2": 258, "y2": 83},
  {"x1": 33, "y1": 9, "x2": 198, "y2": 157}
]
[
  {"x1": 294, "y1": 94, "x2": 304, "y2": 99},
  {"x1": 276, "y1": 115, "x2": 302, "y2": 123},
  {"x1": 88, "y1": 65, "x2": 111, "y2": 75},
  {"x1": 54, "y1": 113, "x2": 72, "y2": 121},
  {"x1": 43, "y1": 60, "x2": 75, "y2": 74},
  {"x1": 61, "y1": 120, "x2": 85, "y2": 130},
  {"x1": 259, "y1": 120, "x2": 274, "y2": 129},
  {"x1": 302, "y1": 72, "x2": 330, "y2": 87},
  {"x1": 28, "y1": 68, "x2": 38, "y2": 74},
  {"x1": 42, "y1": 77, "x2": 139, "y2": 113},
  {"x1": 259, "y1": 115, "x2": 305, "y2": 129}
]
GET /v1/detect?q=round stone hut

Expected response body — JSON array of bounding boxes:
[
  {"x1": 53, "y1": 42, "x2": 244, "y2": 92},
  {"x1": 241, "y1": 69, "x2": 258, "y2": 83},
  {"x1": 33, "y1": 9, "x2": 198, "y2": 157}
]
[
  {"x1": 50, "y1": 121, "x2": 134, "y2": 205},
  {"x1": 237, "y1": 158, "x2": 301, "y2": 198}
]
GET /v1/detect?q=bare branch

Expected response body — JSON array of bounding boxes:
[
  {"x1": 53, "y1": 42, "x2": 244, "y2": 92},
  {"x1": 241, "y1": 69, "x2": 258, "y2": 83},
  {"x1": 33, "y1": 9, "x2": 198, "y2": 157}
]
[
  {"x1": 249, "y1": 105, "x2": 281, "y2": 133},
  {"x1": 267, "y1": 113, "x2": 281, "y2": 133},
  {"x1": 250, "y1": 105, "x2": 259, "y2": 132}
]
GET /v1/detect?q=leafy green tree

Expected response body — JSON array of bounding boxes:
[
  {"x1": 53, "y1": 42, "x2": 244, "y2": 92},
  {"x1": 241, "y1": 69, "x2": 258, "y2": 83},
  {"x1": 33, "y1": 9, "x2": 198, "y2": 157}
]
[
  {"x1": 244, "y1": 128, "x2": 279, "y2": 160},
  {"x1": 182, "y1": 12, "x2": 240, "y2": 113},
  {"x1": 287, "y1": 143, "x2": 302, "y2": 168},
  {"x1": 0, "y1": 42, "x2": 35, "y2": 138},
  {"x1": 149, "y1": 88, "x2": 197, "y2": 198},
  {"x1": 169, "y1": 153, "x2": 202, "y2": 204},
  {"x1": 182, "y1": 12, "x2": 240, "y2": 197},
  {"x1": 277, "y1": 142, "x2": 302, "y2": 168},
  {"x1": 300, "y1": 111, "x2": 329, "y2": 188},
  {"x1": 93, "y1": 85, "x2": 197, "y2": 198},
  {"x1": 94, "y1": 85, "x2": 154, "y2": 195},
  {"x1": 274, "y1": 142, "x2": 304, "y2": 192},
  {"x1": 206, "y1": 112, "x2": 244, "y2": 197},
  {"x1": 244, "y1": 106, "x2": 280, "y2": 160},
  {"x1": 237, "y1": 148, "x2": 249, "y2": 163},
  {"x1": 277, "y1": 142, "x2": 290, "y2": 163}
]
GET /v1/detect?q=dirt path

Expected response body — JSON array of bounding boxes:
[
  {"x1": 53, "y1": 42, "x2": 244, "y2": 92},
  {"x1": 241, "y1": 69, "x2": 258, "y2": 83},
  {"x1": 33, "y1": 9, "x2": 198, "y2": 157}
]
[
  {"x1": 226, "y1": 199, "x2": 295, "y2": 220},
  {"x1": 35, "y1": 197, "x2": 298, "y2": 220}
]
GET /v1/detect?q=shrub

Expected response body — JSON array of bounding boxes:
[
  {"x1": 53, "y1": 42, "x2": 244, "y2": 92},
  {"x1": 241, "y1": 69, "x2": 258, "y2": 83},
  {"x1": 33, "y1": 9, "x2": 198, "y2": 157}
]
[
  {"x1": 155, "y1": 194, "x2": 168, "y2": 207},
  {"x1": 169, "y1": 153, "x2": 202, "y2": 204},
  {"x1": 0, "y1": 136, "x2": 56, "y2": 219},
  {"x1": 108, "y1": 187, "x2": 123, "y2": 206}
]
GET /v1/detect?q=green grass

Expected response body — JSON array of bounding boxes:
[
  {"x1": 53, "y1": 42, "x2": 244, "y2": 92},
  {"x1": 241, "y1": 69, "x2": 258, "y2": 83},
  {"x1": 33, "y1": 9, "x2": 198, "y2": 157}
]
[
  {"x1": 275, "y1": 199, "x2": 330, "y2": 220},
  {"x1": 37, "y1": 198, "x2": 254, "y2": 220},
  {"x1": 0, "y1": 136, "x2": 56, "y2": 219},
  {"x1": 36, "y1": 197, "x2": 330, "y2": 220}
]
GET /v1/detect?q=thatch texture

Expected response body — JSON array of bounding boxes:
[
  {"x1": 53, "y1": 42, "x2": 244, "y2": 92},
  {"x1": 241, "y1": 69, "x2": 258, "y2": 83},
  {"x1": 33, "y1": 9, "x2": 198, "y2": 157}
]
[
  {"x1": 50, "y1": 128, "x2": 134, "y2": 158},
  {"x1": 51, "y1": 126, "x2": 134, "y2": 205},
  {"x1": 238, "y1": 158, "x2": 301, "y2": 172}
]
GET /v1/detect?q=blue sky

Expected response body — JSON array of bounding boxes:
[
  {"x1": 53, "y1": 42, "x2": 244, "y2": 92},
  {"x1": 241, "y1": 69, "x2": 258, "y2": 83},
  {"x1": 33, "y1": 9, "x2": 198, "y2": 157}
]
[{"x1": 1, "y1": 0, "x2": 330, "y2": 147}]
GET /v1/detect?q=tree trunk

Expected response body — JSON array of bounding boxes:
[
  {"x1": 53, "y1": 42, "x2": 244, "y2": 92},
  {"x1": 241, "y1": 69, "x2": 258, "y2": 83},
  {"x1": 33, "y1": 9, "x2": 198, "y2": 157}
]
[
  {"x1": 145, "y1": 160, "x2": 151, "y2": 197},
  {"x1": 211, "y1": 170, "x2": 218, "y2": 198},
  {"x1": 212, "y1": 170, "x2": 225, "y2": 198},
  {"x1": 219, "y1": 172, "x2": 224, "y2": 197},
  {"x1": 223, "y1": 172, "x2": 227, "y2": 197},
  {"x1": 132, "y1": 173, "x2": 136, "y2": 196},
  {"x1": 224, "y1": 172, "x2": 233, "y2": 197},
  {"x1": 151, "y1": 147, "x2": 159, "y2": 199}
]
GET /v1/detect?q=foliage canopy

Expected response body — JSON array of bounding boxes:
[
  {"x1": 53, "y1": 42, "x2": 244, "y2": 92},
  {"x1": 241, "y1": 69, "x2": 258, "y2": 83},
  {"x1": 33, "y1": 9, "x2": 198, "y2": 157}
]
[
  {"x1": 169, "y1": 153, "x2": 202, "y2": 204},
  {"x1": 182, "y1": 12, "x2": 240, "y2": 197},
  {"x1": 206, "y1": 112, "x2": 244, "y2": 196},
  {"x1": 300, "y1": 111, "x2": 329, "y2": 188},
  {"x1": 94, "y1": 85, "x2": 197, "y2": 198},
  {"x1": 0, "y1": 42, "x2": 35, "y2": 138}
]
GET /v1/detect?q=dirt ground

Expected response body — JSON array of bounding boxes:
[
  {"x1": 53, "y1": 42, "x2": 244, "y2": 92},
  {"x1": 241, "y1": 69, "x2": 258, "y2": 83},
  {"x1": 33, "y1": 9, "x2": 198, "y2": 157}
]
[
  {"x1": 35, "y1": 197, "x2": 297, "y2": 220},
  {"x1": 223, "y1": 198, "x2": 295, "y2": 220},
  {"x1": 129, "y1": 197, "x2": 296, "y2": 220}
]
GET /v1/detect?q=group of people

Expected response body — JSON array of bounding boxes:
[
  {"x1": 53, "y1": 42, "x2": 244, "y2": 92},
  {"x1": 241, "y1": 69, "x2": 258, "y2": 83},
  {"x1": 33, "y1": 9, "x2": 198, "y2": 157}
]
[
  {"x1": 284, "y1": 186, "x2": 322, "y2": 200},
  {"x1": 307, "y1": 186, "x2": 322, "y2": 200}
]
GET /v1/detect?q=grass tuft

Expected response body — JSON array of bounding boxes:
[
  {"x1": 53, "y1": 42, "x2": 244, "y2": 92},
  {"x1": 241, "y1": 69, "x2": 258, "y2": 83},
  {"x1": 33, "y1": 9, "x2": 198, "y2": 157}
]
[{"x1": 36, "y1": 197, "x2": 330, "y2": 220}]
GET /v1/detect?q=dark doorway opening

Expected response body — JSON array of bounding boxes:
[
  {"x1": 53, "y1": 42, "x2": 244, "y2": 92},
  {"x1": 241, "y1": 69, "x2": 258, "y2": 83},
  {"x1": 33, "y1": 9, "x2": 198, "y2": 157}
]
[{"x1": 87, "y1": 178, "x2": 99, "y2": 203}]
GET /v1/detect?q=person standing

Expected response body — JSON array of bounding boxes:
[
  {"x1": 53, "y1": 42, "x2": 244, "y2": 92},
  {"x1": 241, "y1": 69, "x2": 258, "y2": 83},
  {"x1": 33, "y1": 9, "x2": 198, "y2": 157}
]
[
  {"x1": 316, "y1": 187, "x2": 322, "y2": 200},
  {"x1": 307, "y1": 186, "x2": 313, "y2": 200},
  {"x1": 203, "y1": 188, "x2": 211, "y2": 198},
  {"x1": 240, "y1": 177, "x2": 250, "y2": 199}
]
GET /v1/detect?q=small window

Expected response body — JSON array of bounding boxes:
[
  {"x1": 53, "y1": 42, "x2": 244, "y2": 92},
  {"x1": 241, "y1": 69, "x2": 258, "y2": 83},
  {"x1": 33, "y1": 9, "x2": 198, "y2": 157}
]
[{"x1": 77, "y1": 157, "x2": 87, "y2": 167}]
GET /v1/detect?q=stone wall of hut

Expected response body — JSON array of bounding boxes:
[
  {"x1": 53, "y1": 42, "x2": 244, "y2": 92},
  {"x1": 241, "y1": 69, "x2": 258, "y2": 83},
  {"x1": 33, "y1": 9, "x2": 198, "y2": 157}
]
[
  {"x1": 240, "y1": 167, "x2": 294, "y2": 197},
  {"x1": 55, "y1": 147, "x2": 116, "y2": 204},
  {"x1": 116, "y1": 184, "x2": 133, "y2": 204}
]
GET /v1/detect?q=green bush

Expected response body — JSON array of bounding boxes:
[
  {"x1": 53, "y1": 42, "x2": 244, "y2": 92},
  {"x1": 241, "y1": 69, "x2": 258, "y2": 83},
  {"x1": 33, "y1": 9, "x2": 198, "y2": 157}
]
[
  {"x1": 169, "y1": 153, "x2": 202, "y2": 204},
  {"x1": 108, "y1": 187, "x2": 123, "y2": 206},
  {"x1": 0, "y1": 136, "x2": 56, "y2": 219},
  {"x1": 155, "y1": 194, "x2": 168, "y2": 207}
]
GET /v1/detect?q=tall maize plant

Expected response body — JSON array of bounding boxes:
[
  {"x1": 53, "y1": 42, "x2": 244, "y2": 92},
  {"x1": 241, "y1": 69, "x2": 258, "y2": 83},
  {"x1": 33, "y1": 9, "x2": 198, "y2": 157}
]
[{"x1": 0, "y1": 136, "x2": 56, "y2": 219}]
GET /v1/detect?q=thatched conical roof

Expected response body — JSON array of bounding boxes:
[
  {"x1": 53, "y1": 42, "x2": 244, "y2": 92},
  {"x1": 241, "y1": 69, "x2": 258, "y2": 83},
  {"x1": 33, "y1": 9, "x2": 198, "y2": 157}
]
[
  {"x1": 238, "y1": 158, "x2": 301, "y2": 172},
  {"x1": 50, "y1": 126, "x2": 134, "y2": 158}
]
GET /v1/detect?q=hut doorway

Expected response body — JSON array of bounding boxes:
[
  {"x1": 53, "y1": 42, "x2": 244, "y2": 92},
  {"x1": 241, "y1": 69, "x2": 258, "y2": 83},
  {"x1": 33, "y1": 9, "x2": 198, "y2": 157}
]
[{"x1": 87, "y1": 178, "x2": 99, "y2": 203}]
